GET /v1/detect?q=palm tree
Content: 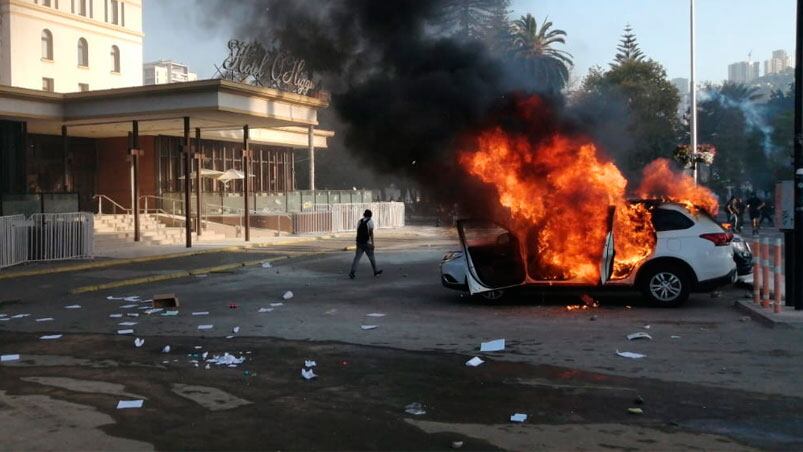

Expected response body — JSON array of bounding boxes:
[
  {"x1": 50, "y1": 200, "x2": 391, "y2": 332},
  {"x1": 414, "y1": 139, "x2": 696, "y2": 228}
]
[{"x1": 510, "y1": 14, "x2": 573, "y2": 93}]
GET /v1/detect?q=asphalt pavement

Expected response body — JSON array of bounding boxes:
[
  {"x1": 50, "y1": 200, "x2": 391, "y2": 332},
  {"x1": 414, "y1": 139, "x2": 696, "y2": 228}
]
[{"x1": 1, "y1": 230, "x2": 802, "y2": 450}]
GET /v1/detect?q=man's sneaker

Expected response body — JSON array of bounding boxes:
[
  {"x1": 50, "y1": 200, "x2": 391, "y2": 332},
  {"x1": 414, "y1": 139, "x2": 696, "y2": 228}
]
[
  {"x1": 374, "y1": 270, "x2": 383, "y2": 277},
  {"x1": 349, "y1": 272, "x2": 355, "y2": 279}
]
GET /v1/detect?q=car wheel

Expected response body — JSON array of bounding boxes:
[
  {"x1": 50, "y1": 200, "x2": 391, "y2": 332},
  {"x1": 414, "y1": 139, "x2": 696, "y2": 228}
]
[
  {"x1": 640, "y1": 265, "x2": 690, "y2": 307},
  {"x1": 479, "y1": 289, "x2": 506, "y2": 301}
]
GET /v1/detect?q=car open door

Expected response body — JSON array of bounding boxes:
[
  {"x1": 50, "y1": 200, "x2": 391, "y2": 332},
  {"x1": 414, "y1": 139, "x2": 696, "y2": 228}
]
[
  {"x1": 599, "y1": 206, "x2": 616, "y2": 285},
  {"x1": 457, "y1": 220, "x2": 527, "y2": 295}
]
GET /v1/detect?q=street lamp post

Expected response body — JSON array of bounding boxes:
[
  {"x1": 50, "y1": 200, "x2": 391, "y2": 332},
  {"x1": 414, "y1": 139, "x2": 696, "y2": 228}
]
[{"x1": 690, "y1": 0, "x2": 698, "y2": 184}]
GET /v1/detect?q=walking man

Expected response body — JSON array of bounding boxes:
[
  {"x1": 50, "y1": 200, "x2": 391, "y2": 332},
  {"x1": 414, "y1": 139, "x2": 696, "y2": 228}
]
[
  {"x1": 349, "y1": 209, "x2": 383, "y2": 279},
  {"x1": 746, "y1": 193, "x2": 765, "y2": 236}
]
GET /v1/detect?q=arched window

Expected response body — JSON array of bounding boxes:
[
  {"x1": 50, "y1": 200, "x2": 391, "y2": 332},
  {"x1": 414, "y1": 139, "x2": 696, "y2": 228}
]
[
  {"x1": 110, "y1": 45, "x2": 120, "y2": 73},
  {"x1": 77, "y1": 38, "x2": 88, "y2": 67},
  {"x1": 41, "y1": 29, "x2": 53, "y2": 60}
]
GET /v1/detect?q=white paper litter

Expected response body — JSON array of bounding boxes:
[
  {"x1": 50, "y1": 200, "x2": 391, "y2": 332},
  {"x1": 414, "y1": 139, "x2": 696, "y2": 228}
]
[
  {"x1": 225, "y1": 335, "x2": 234, "y2": 339},
  {"x1": 126, "y1": 313, "x2": 140, "y2": 317},
  {"x1": 120, "y1": 304, "x2": 137, "y2": 309},
  {"x1": 644, "y1": 324, "x2": 652, "y2": 329},
  {"x1": 117, "y1": 329, "x2": 134, "y2": 335},
  {"x1": 123, "y1": 296, "x2": 141, "y2": 302},
  {"x1": 162, "y1": 345, "x2": 171, "y2": 353},
  {"x1": 192, "y1": 311, "x2": 209, "y2": 316},
  {"x1": 40, "y1": 335, "x2": 62, "y2": 340},
  {"x1": 305, "y1": 360, "x2": 317, "y2": 368},
  {"x1": 324, "y1": 309, "x2": 338, "y2": 315},
  {"x1": 671, "y1": 335, "x2": 681, "y2": 339},
  {"x1": 360, "y1": 325, "x2": 378, "y2": 330},
  {"x1": 232, "y1": 326, "x2": 240, "y2": 334},
  {"x1": 1, "y1": 354, "x2": 20, "y2": 362},
  {"x1": 197, "y1": 324, "x2": 213, "y2": 330},
  {"x1": 510, "y1": 413, "x2": 528, "y2": 423},
  {"x1": 161, "y1": 310, "x2": 178, "y2": 316},
  {"x1": 616, "y1": 350, "x2": 646, "y2": 359},
  {"x1": 258, "y1": 307, "x2": 274, "y2": 313},
  {"x1": 109, "y1": 313, "x2": 123, "y2": 318},
  {"x1": 64, "y1": 305, "x2": 81, "y2": 309},
  {"x1": 118, "y1": 322, "x2": 137, "y2": 326},
  {"x1": 116, "y1": 400, "x2": 143, "y2": 409},
  {"x1": 404, "y1": 402, "x2": 426, "y2": 416},
  {"x1": 35, "y1": 318, "x2": 54, "y2": 322},
  {"x1": 480, "y1": 339, "x2": 505, "y2": 352},
  {"x1": 144, "y1": 308, "x2": 163, "y2": 315},
  {"x1": 207, "y1": 352, "x2": 245, "y2": 366},
  {"x1": 626, "y1": 332, "x2": 653, "y2": 341},
  {"x1": 282, "y1": 291, "x2": 294, "y2": 300},
  {"x1": 10, "y1": 314, "x2": 30, "y2": 319},
  {"x1": 261, "y1": 262, "x2": 272, "y2": 269},
  {"x1": 366, "y1": 313, "x2": 386, "y2": 318},
  {"x1": 466, "y1": 357, "x2": 485, "y2": 367},
  {"x1": 107, "y1": 296, "x2": 124, "y2": 300},
  {"x1": 301, "y1": 368, "x2": 317, "y2": 380},
  {"x1": 270, "y1": 303, "x2": 284, "y2": 307},
  {"x1": 134, "y1": 338, "x2": 145, "y2": 348}
]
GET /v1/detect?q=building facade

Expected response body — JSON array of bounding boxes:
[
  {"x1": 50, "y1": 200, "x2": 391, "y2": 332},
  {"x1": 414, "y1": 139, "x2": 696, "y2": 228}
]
[
  {"x1": 764, "y1": 49, "x2": 791, "y2": 75},
  {"x1": 0, "y1": 0, "x2": 143, "y2": 93},
  {"x1": 143, "y1": 59, "x2": 197, "y2": 85},
  {"x1": 727, "y1": 61, "x2": 760, "y2": 84}
]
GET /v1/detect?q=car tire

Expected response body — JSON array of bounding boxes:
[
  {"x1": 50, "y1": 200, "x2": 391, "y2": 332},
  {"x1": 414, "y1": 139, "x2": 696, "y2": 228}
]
[
  {"x1": 478, "y1": 289, "x2": 506, "y2": 302},
  {"x1": 639, "y1": 264, "x2": 691, "y2": 307}
]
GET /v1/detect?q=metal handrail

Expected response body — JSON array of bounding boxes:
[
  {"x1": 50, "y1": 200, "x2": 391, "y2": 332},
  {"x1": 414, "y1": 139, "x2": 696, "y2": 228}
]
[{"x1": 93, "y1": 194, "x2": 130, "y2": 215}]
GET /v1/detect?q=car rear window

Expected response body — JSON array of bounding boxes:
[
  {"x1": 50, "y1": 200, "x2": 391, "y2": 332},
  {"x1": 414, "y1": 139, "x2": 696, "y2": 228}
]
[{"x1": 651, "y1": 208, "x2": 694, "y2": 231}]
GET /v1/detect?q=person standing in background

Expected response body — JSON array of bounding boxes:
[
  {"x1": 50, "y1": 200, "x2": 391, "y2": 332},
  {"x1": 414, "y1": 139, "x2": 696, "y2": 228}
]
[{"x1": 746, "y1": 193, "x2": 765, "y2": 236}]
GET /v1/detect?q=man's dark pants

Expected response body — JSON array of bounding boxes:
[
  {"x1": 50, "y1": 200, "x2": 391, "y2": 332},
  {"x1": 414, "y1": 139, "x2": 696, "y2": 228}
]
[{"x1": 350, "y1": 243, "x2": 377, "y2": 275}]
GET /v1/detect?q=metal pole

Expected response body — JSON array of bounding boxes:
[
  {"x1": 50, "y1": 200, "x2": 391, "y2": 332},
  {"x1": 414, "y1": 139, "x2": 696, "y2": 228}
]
[
  {"x1": 793, "y1": 0, "x2": 803, "y2": 310},
  {"x1": 132, "y1": 121, "x2": 140, "y2": 242},
  {"x1": 195, "y1": 127, "x2": 202, "y2": 237},
  {"x1": 243, "y1": 125, "x2": 250, "y2": 242},
  {"x1": 308, "y1": 125, "x2": 315, "y2": 192},
  {"x1": 690, "y1": 0, "x2": 698, "y2": 184},
  {"x1": 61, "y1": 125, "x2": 71, "y2": 192},
  {"x1": 183, "y1": 117, "x2": 192, "y2": 248}
]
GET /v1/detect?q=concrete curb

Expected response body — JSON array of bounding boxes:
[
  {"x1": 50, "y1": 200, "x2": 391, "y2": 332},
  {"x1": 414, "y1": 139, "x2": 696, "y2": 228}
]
[
  {"x1": 69, "y1": 256, "x2": 289, "y2": 294},
  {"x1": 733, "y1": 299, "x2": 801, "y2": 329}
]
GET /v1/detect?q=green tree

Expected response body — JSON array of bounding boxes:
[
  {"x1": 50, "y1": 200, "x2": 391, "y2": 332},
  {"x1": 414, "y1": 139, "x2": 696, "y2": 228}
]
[
  {"x1": 482, "y1": 0, "x2": 513, "y2": 52},
  {"x1": 611, "y1": 24, "x2": 645, "y2": 68},
  {"x1": 439, "y1": 0, "x2": 506, "y2": 40},
  {"x1": 510, "y1": 13, "x2": 573, "y2": 93},
  {"x1": 574, "y1": 57, "x2": 681, "y2": 177}
]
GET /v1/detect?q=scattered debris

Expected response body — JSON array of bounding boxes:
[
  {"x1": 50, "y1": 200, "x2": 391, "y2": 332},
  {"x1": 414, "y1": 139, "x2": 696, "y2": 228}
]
[
  {"x1": 161, "y1": 310, "x2": 179, "y2": 316},
  {"x1": 202, "y1": 352, "x2": 209, "y2": 360},
  {"x1": 366, "y1": 313, "x2": 386, "y2": 318},
  {"x1": 616, "y1": 350, "x2": 646, "y2": 359},
  {"x1": 40, "y1": 335, "x2": 62, "y2": 340},
  {"x1": 405, "y1": 402, "x2": 426, "y2": 416},
  {"x1": 109, "y1": 313, "x2": 123, "y2": 318},
  {"x1": 258, "y1": 308, "x2": 274, "y2": 313},
  {"x1": 1, "y1": 354, "x2": 20, "y2": 362},
  {"x1": 225, "y1": 335, "x2": 234, "y2": 339},
  {"x1": 282, "y1": 291, "x2": 294, "y2": 300},
  {"x1": 152, "y1": 293, "x2": 179, "y2": 309},
  {"x1": 740, "y1": 316, "x2": 751, "y2": 322},
  {"x1": 625, "y1": 305, "x2": 632, "y2": 309},
  {"x1": 451, "y1": 441, "x2": 464, "y2": 449},
  {"x1": 195, "y1": 274, "x2": 208, "y2": 278},
  {"x1": 301, "y1": 368, "x2": 317, "y2": 380},
  {"x1": 480, "y1": 339, "x2": 505, "y2": 352},
  {"x1": 270, "y1": 303, "x2": 284, "y2": 307},
  {"x1": 64, "y1": 304, "x2": 81, "y2": 309},
  {"x1": 118, "y1": 322, "x2": 137, "y2": 326},
  {"x1": 261, "y1": 262, "x2": 272, "y2": 269},
  {"x1": 232, "y1": 326, "x2": 240, "y2": 334},
  {"x1": 465, "y1": 357, "x2": 484, "y2": 367},
  {"x1": 360, "y1": 325, "x2": 378, "y2": 330},
  {"x1": 510, "y1": 413, "x2": 528, "y2": 423},
  {"x1": 197, "y1": 324, "x2": 213, "y2": 330},
  {"x1": 120, "y1": 304, "x2": 137, "y2": 309},
  {"x1": 162, "y1": 345, "x2": 171, "y2": 353},
  {"x1": 207, "y1": 353, "x2": 245, "y2": 367},
  {"x1": 626, "y1": 332, "x2": 653, "y2": 341},
  {"x1": 580, "y1": 294, "x2": 599, "y2": 307},
  {"x1": 134, "y1": 338, "x2": 145, "y2": 348},
  {"x1": 324, "y1": 309, "x2": 338, "y2": 315},
  {"x1": 116, "y1": 400, "x2": 144, "y2": 409},
  {"x1": 126, "y1": 313, "x2": 140, "y2": 317},
  {"x1": 628, "y1": 407, "x2": 644, "y2": 415},
  {"x1": 192, "y1": 311, "x2": 209, "y2": 316},
  {"x1": 35, "y1": 317, "x2": 54, "y2": 322},
  {"x1": 644, "y1": 324, "x2": 651, "y2": 329},
  {"x1": 123, "y1": 296, "x2": 141, "y2": 303},
  {"x1": 144, "y1": 308, "x2": 164, "y2": 315},
  {"x1": 117, "y1": 329, "x2": 134, "y2": 335},
  {"x1": 10, "y1": 314, "x2": 31, "y2": 319},
  {"x1": 305, "y1": 360, "x2": 317, "y2": 368}
]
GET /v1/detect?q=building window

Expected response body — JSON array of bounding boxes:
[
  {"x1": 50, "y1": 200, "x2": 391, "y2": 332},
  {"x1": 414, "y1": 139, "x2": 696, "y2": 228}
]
[
  {"x1": 42, "y1": 0, "x2": 51, "y2": 6},
  {"x1": 110, "y1": 0, "x2": 119, "y2": 25},
  {"x1": 72, "y1": 0, "x2": 87, "y2": 16},
  {"x1": 77, "y1": 38, "x2": 88, "y2": 67},
  {"x1": 110, "y1": 45, "x2": 120, "y2": 73},
  {"x1": 78, "y1": 83, "x2": 89, "y2": 92},
  {"x1": 41, "y1": 29, "x2": 53, "y2": 60},
  {"x1": 121, "y1": 2, "x2": 125, "y2": 27},
  {"x1": 42, "y1": 78, "x2": 54, "y2": 92}
]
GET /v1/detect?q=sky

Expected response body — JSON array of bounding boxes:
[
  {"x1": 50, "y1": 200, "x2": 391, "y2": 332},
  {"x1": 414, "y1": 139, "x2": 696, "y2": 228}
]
[{"x1": 144, "y1": 0, "x2": 797, "y2": 83}]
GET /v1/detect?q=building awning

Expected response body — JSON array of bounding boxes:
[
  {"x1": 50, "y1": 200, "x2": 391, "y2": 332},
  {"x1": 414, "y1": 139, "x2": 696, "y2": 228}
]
[{"x1": 0, "y1": 79, "x2": 333, "y2": 148}]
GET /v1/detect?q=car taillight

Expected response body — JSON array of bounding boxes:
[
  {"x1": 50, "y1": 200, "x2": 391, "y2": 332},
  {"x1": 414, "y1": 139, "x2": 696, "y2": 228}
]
[{"x1": 700, "y1": 232, "x2": 734, "y2": 246}]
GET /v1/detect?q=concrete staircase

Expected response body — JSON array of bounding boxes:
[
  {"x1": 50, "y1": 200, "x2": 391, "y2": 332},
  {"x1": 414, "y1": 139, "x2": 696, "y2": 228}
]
[{"x1": 94, "y1": 214, "x2": 227, "y2": 247}]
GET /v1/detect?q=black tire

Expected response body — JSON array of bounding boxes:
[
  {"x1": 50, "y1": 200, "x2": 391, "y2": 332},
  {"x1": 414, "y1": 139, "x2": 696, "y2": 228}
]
[
  {"x1": 639, "y1": 264, "x2": 691, "y2": 307},
  {"x1": 477, "y1": 289, "x2": 506, "y2": 302}
]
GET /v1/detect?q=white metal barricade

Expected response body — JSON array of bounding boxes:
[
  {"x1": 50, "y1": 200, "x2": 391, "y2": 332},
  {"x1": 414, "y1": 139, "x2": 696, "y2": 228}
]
[
  {"x1": 292, "y1": 202, "x2": 406, "y2": 235},
  {"x1": 0, "y1": 212, "x2": 94, "y2": 270},
  {"x1": 0, "y1": 215, "x2": 28, "y2": 269}
]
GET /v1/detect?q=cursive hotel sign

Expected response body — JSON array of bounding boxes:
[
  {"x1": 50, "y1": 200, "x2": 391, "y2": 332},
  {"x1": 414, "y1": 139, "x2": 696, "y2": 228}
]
[{"x1": 217, "y1": 40, "x2": 316, "y2": 96}]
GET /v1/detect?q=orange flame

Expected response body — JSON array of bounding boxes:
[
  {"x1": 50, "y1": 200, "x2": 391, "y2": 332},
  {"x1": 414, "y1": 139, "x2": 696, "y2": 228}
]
[
  {"x1": 459, "y1": 96, "x2": 718, "y2": 283},
  {"x1": 635, "y1": 159, "x2": 719, "y2": 216}
]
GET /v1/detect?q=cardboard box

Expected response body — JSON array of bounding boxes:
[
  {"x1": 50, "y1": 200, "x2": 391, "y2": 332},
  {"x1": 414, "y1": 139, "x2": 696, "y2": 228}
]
[{"x1": 152, "y1": 293, "x2": 179, "y2": 308}]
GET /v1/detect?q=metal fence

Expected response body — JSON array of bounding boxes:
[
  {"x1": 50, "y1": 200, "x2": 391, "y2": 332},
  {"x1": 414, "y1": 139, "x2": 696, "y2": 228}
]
[
  {"x1": 293, "y1": 202, "x2": 405, "y2": 234},
  {"x1": 0, "y1": 212, "x2": 94, "y2": 270}
]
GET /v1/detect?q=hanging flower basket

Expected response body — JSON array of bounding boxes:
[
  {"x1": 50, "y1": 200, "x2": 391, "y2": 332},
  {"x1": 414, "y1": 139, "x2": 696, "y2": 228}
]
[{"x1": 673, "y1": 144, "x2": 716, "y2": 167}]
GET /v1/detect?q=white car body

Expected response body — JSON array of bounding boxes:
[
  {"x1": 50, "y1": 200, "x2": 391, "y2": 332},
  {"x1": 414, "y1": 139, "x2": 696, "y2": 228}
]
[{"x1": 440, "y1": 202, "x2": 737, "y2": 306}]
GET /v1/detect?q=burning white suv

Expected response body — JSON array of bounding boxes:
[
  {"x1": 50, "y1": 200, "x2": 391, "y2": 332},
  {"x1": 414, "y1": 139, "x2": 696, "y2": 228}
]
[{"x1": 440, "y1": 202, "x2": 737, "y2": 306}]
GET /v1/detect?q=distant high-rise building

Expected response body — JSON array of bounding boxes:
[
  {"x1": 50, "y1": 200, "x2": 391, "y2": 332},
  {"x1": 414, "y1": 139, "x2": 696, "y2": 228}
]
[
  {"x1": 728, "y1": 61, "x2": 759, "y2": 84},
  {"x1": 143, "y1": 60, "x2": 198, "y2": 85},
  {"x1": 764, "y1": 49, "x2": 791, "y2": 75}
]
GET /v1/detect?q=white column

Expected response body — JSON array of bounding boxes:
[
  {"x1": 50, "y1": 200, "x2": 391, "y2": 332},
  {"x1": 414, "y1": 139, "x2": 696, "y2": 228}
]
[
  {"x1": 690, "y1": 0, "x2": 698, "y2": 184},
  {"x1": 308, "y1": 125, "x2": 315, "y2": 192}
]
